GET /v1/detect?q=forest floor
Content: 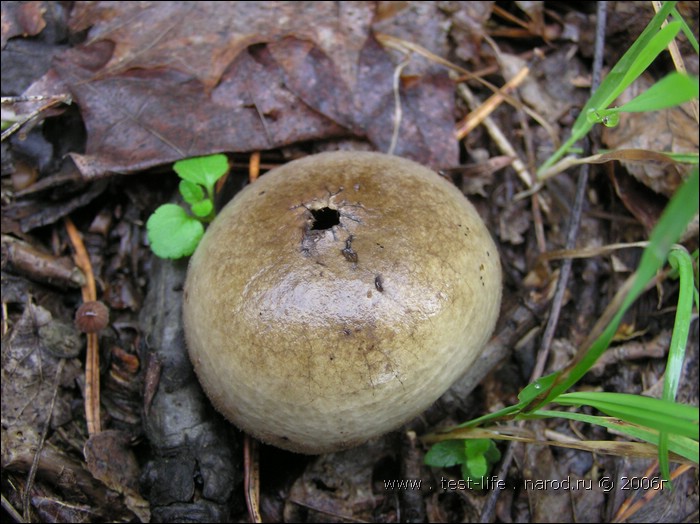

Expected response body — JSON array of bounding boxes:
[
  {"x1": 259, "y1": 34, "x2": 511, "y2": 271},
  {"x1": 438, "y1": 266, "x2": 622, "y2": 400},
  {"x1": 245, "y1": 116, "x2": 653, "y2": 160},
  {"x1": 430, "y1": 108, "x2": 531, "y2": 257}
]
[{"x1": 2, "y1": 2, "x2": 698, "y2": 523}]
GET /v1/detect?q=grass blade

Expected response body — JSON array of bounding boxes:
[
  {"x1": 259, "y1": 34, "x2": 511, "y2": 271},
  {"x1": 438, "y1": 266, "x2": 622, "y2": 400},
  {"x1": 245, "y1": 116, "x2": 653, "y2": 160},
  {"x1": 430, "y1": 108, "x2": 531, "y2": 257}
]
[
  {"x1": 534, "y1": 168, "x2": 699, "y2": 405},
  {"x1": 554, "y1": 392, "x2": 699, "y2": 439},
  {"x1": 530, "y1": 410, "x2": 699, "y2": 464},
  {"x1": 612, "y1": 72, "x2": 699, "y2": 113},
  {"x1": 538, "y1": 2, "x2": 679, "y2": 175}
]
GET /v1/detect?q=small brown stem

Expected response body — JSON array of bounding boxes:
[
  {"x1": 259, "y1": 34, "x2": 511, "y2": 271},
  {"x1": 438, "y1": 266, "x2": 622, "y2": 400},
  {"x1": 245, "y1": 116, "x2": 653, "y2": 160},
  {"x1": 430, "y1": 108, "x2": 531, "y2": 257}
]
[
  {"x1": 64, "y1": 217, "x2": 101, "y2": 435},
  {"x1": 244, "y1": 435, "x2": 262, "y2": 523}
]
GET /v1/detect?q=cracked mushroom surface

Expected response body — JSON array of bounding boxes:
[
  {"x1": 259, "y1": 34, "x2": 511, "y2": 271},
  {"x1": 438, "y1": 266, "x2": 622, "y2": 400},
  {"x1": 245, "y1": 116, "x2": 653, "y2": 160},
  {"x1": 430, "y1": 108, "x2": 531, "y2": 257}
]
[{"x1": 183, "y1": 151, "x2": 502, "y2": 454}]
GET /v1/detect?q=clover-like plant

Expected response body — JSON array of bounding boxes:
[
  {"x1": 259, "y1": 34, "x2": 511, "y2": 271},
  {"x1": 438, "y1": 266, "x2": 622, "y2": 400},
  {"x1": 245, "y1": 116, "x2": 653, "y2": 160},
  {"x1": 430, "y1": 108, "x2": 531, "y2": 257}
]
[
  {"x1": 425, "y1": 439, "x2": 501, "y2": 489},
  {"x1": 146, "y1": 154, "x2": 229, "y2": 259}
]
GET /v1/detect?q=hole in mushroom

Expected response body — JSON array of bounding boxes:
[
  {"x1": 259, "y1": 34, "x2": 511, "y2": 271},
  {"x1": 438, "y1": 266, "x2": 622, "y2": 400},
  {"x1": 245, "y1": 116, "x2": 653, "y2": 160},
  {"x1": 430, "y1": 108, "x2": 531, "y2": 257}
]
[{"x1": 310, "y1": 207, "x2": 340, "y2": 230}]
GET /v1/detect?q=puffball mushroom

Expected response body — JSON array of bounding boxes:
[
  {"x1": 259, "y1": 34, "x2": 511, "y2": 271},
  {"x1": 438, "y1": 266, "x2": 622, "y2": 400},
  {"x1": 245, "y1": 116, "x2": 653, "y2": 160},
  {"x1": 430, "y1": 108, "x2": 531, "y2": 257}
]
[{"x1": 183, "y1": 151, "x2": 501, "y2": 454}]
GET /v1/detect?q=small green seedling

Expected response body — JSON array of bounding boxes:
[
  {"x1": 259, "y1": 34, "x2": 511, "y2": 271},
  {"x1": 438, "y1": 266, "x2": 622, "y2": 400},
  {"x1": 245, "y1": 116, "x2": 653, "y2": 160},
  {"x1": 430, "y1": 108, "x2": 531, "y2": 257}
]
[
  {"x1": 425, "y1": 438, "x2": 501, "y2": 489},
  {"x1": 146, "y1": 154, "x2": 229, "y2": 259}
]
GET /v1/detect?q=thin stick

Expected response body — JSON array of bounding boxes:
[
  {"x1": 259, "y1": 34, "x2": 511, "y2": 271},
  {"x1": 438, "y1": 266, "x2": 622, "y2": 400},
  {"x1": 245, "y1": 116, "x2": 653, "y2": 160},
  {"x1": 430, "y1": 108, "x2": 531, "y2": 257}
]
[
  {"x1": 455, "y1": 82, "x2": 535, "y2": 189},
  {"x1": 64, "y1": 217, "x2": 101, "y2": 435},
  {"x1": 478, "y1": 3, "x2": 608, "y2": 523},
  {"x1": 531, "y1": 0, "x2": 607, "y2": 382},
  {"x1": 456, "y1": 66, "x2": 529, "y2": 140},
  {"x1": 613, "y1": 463, "x2": 692, "y2": 522},
  {"x1": 387, "y1": 55, "x2": 411, "y2": 156},
  {"x1": 378, "y1": 31, "x2": 559, "y2": 148},
  {"x1": 1, "y1": 94, "x2": 72, "y2": 142},
  {"x1": 249, "y1": 151, "x2": 261, "y2": 183},
  {"x1": 244, "y1": 435, "x2": 262, "y2": 523},
  {"x1": 651, "y1": 1, "x2": 699, "y2": 123}
]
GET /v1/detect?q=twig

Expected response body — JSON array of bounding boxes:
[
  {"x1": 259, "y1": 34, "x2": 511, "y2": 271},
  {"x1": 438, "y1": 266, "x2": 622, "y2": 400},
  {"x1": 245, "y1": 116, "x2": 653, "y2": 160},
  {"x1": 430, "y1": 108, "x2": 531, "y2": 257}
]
[
  {"x1": 387, "y1": 55, "x2": 411, "y2": 156},
  {"x1": 514, "y1": 74, "x2": 547, "y2": 254},
  {"x1": 244, "y1": 435, "x2": 262, "y2": 523},
  {"x1": 1, "y1": 94, "x2": 72, "y2": 142},
  {"x1": 377, "y1": 32, "x2": 529, "y2": 114},
  {"x1": 2, "y1": 494, "x2": 24, "y2": 524},
  {"x1": 455, "y1": 82, "x2": 535, "y2": 189},
  {"x1": 64, "y1": 217, "x2": 101, "y2": 435},
  {"x1": 249, "y1": 151, "x2": 261, "y2": 183},
  {"x1": 540, "y1": 241, "x2": 649, "y2": 262},
  {"x1": 1, "y1": 301, "x2": 8, "y2": 338},
  {"x1": 651, "y1": 1, "x2": 699, "y2": 123},
  {"x1": 613, "y1": 463, "x2": 693, "y2": 522},
  {"x1": 456, "y1": 66, "x2": 529, "y2": 140},
  {"x1": 377, "y1": 31, "x2": 556, "y2": 147},
  {"x1": 479, "y1": 441, "x2": 515, "y2": 523},
  {"x1": 531, "y1": 0, "x2": 607, "y2": 382}
]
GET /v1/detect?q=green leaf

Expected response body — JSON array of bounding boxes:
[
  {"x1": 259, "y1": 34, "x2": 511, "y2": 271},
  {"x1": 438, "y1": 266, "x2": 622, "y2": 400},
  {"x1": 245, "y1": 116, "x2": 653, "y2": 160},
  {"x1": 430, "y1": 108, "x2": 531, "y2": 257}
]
[
  {"x1": 465, "y1": 439, "x2": 491, "y2": 458},
  {"x1": 463, "y1": 453, "x2": 488, "y2": 479},
  {"x1": 484, "y1": 441, "x2": 502, "y2": 463},
  {"x1": 672, "y1": 6, "x2": 699, "y2": 54},
  {"x1": 424, "y1": 440, "x2": 467, "y2": 468},
  {"x1": 616, "y1": 73, "x2": 699, "y2": 113},
  {"x1": 191, "y1": 199, "x2": 214, "y2": 218},
  {"x1": 179, "y1": 179, "x2": 205, "y2": 205},
  {"x1": 659, "y1": 241, "x2": 694, "y2": 483},
  {"x1": 465, "y1": 440, "x2": 501, "y2": 483},
  {"x1": 146, "y1": 204, "x2": 204, "y2": 259},
  {"x1": 174, "y1": 154, "x2": 229, "y2": 196},
  {"x1": 602, "y1": 112, "x2": 620, "y2": 127},
  {"x1": 425, "y1": 439, "x2": 501, "y2": 488}
]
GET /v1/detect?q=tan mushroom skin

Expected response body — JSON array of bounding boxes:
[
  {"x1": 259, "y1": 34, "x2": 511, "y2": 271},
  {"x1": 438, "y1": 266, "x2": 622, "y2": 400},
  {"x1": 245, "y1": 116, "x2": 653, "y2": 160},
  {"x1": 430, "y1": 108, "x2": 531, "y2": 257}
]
[{"x1": 183, "y1": 151, "x2": 502, "y2": 454}]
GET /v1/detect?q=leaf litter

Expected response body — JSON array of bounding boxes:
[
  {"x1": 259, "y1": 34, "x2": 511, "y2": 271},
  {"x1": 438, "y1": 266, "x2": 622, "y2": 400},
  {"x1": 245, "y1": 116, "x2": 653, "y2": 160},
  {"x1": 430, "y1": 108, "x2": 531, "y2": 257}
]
[{"x1": 23, "y1": 1, "x2": 458, "y2": 177}]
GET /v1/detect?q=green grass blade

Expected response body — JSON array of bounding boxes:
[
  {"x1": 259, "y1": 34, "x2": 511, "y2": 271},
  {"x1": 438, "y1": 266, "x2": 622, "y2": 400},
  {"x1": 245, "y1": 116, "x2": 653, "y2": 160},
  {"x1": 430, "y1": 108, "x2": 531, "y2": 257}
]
[
  {"x1": 554, "y1": 392, "x2": 699, "y2": 439},
  {"x1": 458, "y1": 403, "x2": 526, "y2": 428},
  {"x1": 663, "y1": 152, "x2": 699, "y2": 164},
  {"x1": 665, "y1": 248, "x2": 695, "y2": 401},
  {"x1": 529, "y1": 410, "x2": 699, "y2": 464},
  {"x1": 659, "y1": 432, "x2": 671, "y2": 480},
  {"x1": 563, "y1": 149, "x2": 698, "y2": 164},
  {"x1": 612, "y1": 72, "x2": 699, "y2": 113},
  {"x1": 672, "y1": 6, "x2": 700, "y2": 54},
  {"x1": 618, "y1": 21, "x2": 682, "y2": 88},
  {"x1": 659, "y1": 248, "x2": 696, "y2": 478},
  {"x1": 535, "y1": 168, "x2": 699, "y2": 404},
  {"x1": 538, "y1": 2, "x2": 679, "y2": 175}
]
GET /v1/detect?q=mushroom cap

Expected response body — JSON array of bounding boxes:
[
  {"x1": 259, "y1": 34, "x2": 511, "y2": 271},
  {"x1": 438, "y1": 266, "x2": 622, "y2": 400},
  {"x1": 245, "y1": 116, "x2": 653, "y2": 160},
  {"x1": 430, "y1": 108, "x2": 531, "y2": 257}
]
[{"x1": 183, "y1": 151, "x2": 501, "y2": 454}]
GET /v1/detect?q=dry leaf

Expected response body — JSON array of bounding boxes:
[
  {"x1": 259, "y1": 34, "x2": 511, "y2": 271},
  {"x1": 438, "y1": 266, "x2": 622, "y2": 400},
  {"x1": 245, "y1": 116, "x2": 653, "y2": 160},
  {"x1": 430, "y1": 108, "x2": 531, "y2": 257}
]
[{"x1": 24, "y1": 1, "x2": 458, "y2": 177}]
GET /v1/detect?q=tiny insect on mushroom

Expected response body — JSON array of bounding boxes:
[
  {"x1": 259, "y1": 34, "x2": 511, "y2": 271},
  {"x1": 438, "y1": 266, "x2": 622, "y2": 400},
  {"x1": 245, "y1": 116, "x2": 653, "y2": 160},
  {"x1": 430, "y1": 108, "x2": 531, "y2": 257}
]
[{"x1": 183, "y1": 151, "x2": 502, "y2": 454}]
